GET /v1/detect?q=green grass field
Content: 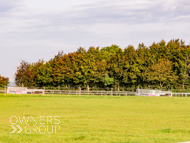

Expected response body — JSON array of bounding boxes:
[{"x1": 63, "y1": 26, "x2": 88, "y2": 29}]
[{"x1": 0, "y1": 94, "x2": 190, "y2": 143}]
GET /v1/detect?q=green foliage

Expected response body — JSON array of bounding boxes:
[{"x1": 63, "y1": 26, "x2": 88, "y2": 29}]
[
  {"x1": 15, "y1": 39, "x2": 190, "y2": 89},
  {"x1": 103, "y1": 73, "x2": 114, "y2": 86},
  {"x1": 147, "y1": 59, "x2": 178, "y2": 89},
  {"x1": 100, "y1": 44, "x2": 120, "y2": 54}
]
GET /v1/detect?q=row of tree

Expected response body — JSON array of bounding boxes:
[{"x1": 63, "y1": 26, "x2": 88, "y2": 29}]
[
  {"x1": 15, "y1": 39, "x2": 190, "y2": 90},
  {"x1": 0, "y1": 75, "x2": 9, "y2": 88}
]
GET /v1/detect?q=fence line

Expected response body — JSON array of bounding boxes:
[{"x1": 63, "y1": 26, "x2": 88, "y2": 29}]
[
  {"x1": 171, "y1": 93, "x2": 190, "y2": 97},
  {"x1": 45, "y1": 90, "x2": 136, "y2": 96},
  {"x1": 0, "y1": 90, "x2": 5, "y2": 93},
  {"x1": 8, "y1": 86, "x2": 190, "y2": 92},
  {"x1": 43, "y1": 87, "x2": 137, "y2": 92},
  {"x1": 5, "y1": 86, "x2": 190, "y2": 97},
  {"x1": 0, "y1": 87, "x2": 6, "y2": 96}
]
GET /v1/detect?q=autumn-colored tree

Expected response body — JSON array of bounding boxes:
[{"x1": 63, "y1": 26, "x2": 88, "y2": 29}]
[
  {"x1": 147, "y1": 59, "x2": 178, "y2": 89},
  {"x1": 0, "y1": 75, "x2": 9, "y2": 88},
  {"x1": 14, "y1": 39, "x2": 190, "y2": 90},
  {"x1": 15, "y1": 61, "x2": 35, "y2": 87}
]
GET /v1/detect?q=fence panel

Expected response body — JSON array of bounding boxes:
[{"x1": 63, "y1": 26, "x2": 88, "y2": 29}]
[
  {"x1": 44, "y1": 90, "x2": 136, "y2": 96},
  {"x1": 0, "y1": 90, "x2": 5, "y2": 93}
]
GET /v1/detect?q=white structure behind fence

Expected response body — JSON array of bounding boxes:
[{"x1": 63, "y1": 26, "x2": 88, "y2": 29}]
[
  {"x1": 7, "y1": 87, "x2": 44, "y2": 94},
  {"x1": 136, "y1": 89, "x2": 172, "y2": 96}
]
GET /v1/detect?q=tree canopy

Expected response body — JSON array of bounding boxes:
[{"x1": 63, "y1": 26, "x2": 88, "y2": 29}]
[
  {"x1": 0, "y1": 75, "x2": 9, "y2": 88},
  {"x1": 15, "y1": 40, "x2": 190, "y2": 90}
]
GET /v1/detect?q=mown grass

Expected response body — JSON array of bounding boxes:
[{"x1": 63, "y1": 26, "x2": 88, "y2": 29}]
[{"x1": 0, "y1": 94, "x2": 190, "y2": 143}]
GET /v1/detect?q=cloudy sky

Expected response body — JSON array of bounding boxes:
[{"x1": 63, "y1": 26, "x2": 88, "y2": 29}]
[{"x1": 0, "y1": 0, "x2": 190, "y2": 81}]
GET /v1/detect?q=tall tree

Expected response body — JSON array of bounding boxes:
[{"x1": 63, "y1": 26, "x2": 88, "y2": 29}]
[
  {"x1": 15, "y1": 61, "x2": 35, "y2": 87},
  {"x1": 123, "y1": 45, "x2": 139, "y2": 87},
  {"x1": 147, "y1": 59, "x2": 178, "y2": 89}
]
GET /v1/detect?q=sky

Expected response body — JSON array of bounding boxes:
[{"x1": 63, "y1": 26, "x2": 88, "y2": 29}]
[{"x1": 0, "y1": 0, "x2": 190, "y2": 81}]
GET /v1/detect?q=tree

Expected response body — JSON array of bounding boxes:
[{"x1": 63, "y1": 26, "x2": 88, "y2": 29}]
[
  {"x1": 0, "y1": 75, "x2": 9, "y2": 88},
  {"x1": 13, "y1": 40, "x2": 190, "y2": 89},
  {"x1": 123, "y1": 45, "x2": 139, "y2": 87},
  {"x1": 34, "y1": 61, "x2": 53, "y2": 87},
  {"x1": 136, "y1": 43, "x2": 150, "y2": 88},
  {"x1": 147, "y1": 59, "x2": 178, "y2": 89},
  {"x1": 108, "y1": 48, "x2": 124, "y2": 90},
  {"x1": 15, "y1": 61, "x2": 35, "y2": 87}
]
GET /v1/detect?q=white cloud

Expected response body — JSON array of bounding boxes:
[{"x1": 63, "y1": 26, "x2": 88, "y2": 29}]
[
  {"x1": 0, "y1": 0, "x2": 190, "y2": 80},
  {"x1": 22, "y1": 0, "x2": 96, "y2": 14}
]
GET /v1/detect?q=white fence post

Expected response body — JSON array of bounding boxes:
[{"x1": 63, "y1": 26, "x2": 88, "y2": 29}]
[
  {"x1": 79, "y1": 87, "x2": 81, "y2": 96},
  {"x1": 43, "y1": 87, "x2": 45, "y2": 96}
]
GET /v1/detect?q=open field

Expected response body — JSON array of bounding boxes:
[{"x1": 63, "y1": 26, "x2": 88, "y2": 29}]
[{"x1": 0, "y1": 94, "x2": 190, "y2": 143}]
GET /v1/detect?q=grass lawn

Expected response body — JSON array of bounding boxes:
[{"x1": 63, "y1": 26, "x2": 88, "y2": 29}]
[{"x1": 0, "y1": 94, "x2": 190, "y2": 143}]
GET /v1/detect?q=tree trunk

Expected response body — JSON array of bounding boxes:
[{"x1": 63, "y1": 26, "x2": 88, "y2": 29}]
[
  {"x1": 160, "y1": 81, "x2": 162, "y2": 89},
  {"x1": 87, "y1": 85, "x2": 89, "y2": 95},
  {"x1": 87, "y1": 85, "x2": 89, "y2": 91}
]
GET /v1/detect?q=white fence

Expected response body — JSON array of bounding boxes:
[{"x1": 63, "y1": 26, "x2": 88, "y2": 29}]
[
  {"x1": 171, "y1": 93, "x2": 190, "y2": 97},
  {"x1": 45, "y1": 90, "x2": 136, "y2": 96},
  {"x1": 0, "y1": 90, "x2": 5, "y2": 93},
  {"x1": 5, "y1": 87, "x2": 136, "y2": 96},
  {"x1": 4, "y1": 87, "x2": 190, "y2": 97}
]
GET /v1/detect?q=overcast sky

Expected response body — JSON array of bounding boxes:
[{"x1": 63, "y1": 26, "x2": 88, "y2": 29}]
[{"x1": 0, "y1": 0, "x2": 190, "y2": 81}]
